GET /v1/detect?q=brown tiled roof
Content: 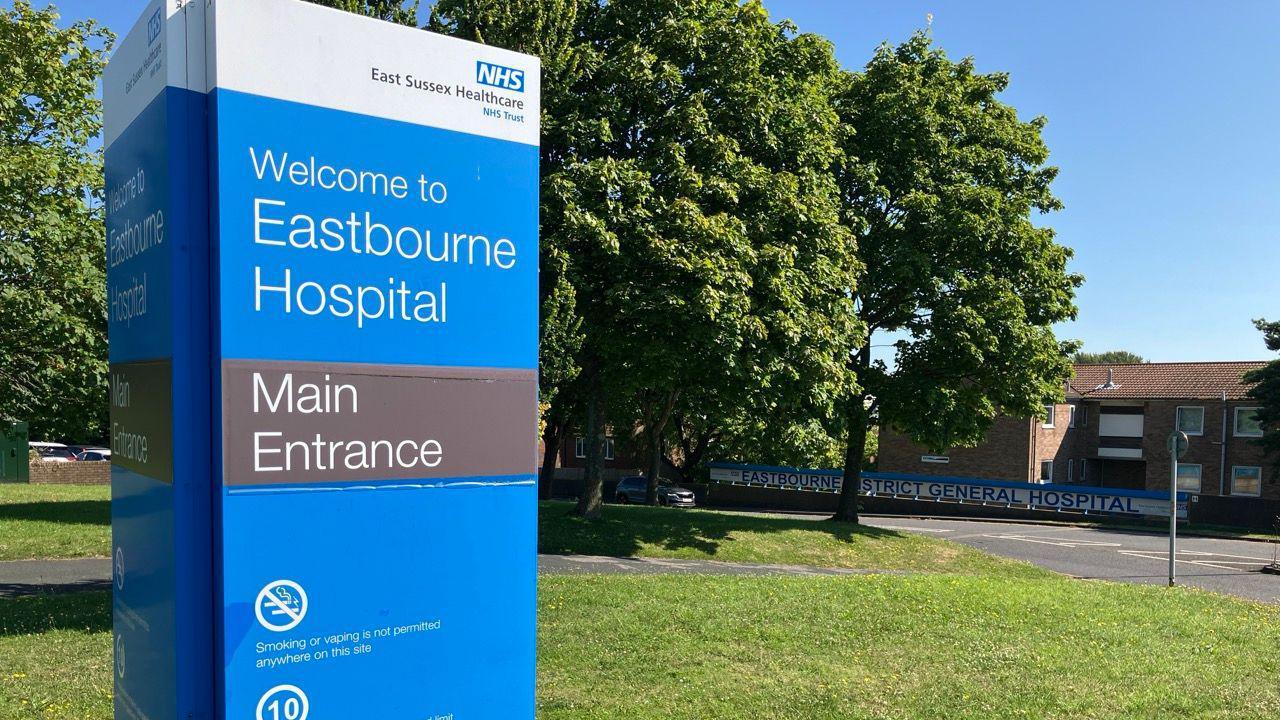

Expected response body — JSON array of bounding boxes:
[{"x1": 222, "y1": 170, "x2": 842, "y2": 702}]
[{"x1": 1066, "y1": 362, "x2": 1267, "y2": 401}]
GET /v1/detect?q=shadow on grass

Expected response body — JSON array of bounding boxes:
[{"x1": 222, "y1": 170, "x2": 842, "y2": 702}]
[
  {"x1": 0, "y1": 590, "x2": 110, "y2": 637},
  {"x1": 538, "y1": 501, "x2": 906, "y2": 559},
  {"x1": 0, "y1": 500, "x2": 110, "y2": 526}
]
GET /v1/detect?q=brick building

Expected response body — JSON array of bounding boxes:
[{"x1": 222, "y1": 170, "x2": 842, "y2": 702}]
[{"x1": 879, "y1": 362, "x2": 1277, "y2": 501}]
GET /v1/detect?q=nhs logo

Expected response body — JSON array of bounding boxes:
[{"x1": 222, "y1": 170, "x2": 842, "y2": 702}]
[
  {"x1": 146, "y1": 8, "x2": 162, "y2": 45},
  {"x1": 476, "y1": 61, "x2": 525, "y2": 92}
]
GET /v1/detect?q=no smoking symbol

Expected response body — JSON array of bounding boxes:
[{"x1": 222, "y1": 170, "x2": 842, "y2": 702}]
[{"x1": 255, "y1": 580, "x2": 308, "y2": 632}]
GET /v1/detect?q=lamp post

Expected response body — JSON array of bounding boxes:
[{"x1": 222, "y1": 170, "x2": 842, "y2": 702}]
[{"x1": 1167, "y1": 430, "x2": 1189, "y2": 586}]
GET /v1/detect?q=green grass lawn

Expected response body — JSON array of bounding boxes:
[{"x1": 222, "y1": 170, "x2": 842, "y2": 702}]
[
  {"x1": 4, "y1": 575, "x2": 1278, "y2": 720},
  {"x1": 0, "y1": 484, "x2": 110, "y2": 561},
  {"x1": 539, "y1": 500, "x2": 1046, "y2": 577},
  {"x1": 0, "y1": 592, "x2": 111, "y2": 718}
]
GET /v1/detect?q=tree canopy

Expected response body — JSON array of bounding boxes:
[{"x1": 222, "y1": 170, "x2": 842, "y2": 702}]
[
  {"x1": 1245, "y1": 319, "x2": 1280, "y2": 470},
  {"x1": 305, "y1": 0, "x2": 419, "y2": 25},
  {"x1": 0, "y1": 2, "x2": 112, "y2": 441},
  {"x1": 829, "y1": 32, "x2": 1081, "y2": 521},
  {"x1": 432, "y1": 0, "x2": 860, "y2": 516},
  {"x1": 1074, "y1": 350, "x2": 1145, "y2": 364}
]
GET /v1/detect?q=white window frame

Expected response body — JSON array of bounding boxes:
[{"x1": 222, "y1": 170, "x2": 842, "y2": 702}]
[
  {"x1": 1080, "y1": 459, "x2": 1087, "y2": 484},
  {"x1": 1231, "y1": 466, "x2": 1262, "y2": 497},
  {"x1": 1175, "y1": 406, "x2": 1205, "y2": 436},
  {"x1": 574, "y1": 436, "x2": 586, "y2": 459},
  {"x1": 1038, "y1": 460, "x2": 1054, "y2": 483},
  {"x1": 1234, "y1": 407, "x2": 1263, "y2": 438},
  {"x1": 603, "y1": 437, "x2": 616, "y2": 461},
  {"x1": 1067, "y1": 459, "x2": 1074, "y2": 483},
  {"x1": 1068, "y1": 405, "x2": 1078, "y2": 429},
  {"x1": 1042, "y1": 405, "x2": 1056, "y2": 429},
  {"x1": 1175, "y1": 463, "x2": 1203, "y2": 494}
]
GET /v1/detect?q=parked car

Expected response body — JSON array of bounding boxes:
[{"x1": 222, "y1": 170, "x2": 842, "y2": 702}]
[
  {"x1": 76, "y1": 448, "x2": 112, "y2": 461},
  {"x1": 614, "y1": 476, "x2": 696, "y2": 507},
  {"x1": 30, "y1": 442, "x2": 76, "y2": 462}
]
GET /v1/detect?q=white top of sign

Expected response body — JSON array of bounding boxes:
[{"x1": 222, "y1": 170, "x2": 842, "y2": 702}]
[
  {"x1": 103, "y1": 1, "x2": 206, "y2": 147},
  {"x1": 207, "y1": 0, "x2": 541, "y2": 147}
]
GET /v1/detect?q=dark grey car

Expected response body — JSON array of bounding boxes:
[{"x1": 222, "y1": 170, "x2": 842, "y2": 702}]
[{"x1": 614, "y1": 476, "x2": 696, "y2": 507}]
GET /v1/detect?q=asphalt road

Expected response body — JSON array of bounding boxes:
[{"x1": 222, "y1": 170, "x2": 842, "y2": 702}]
[
  {"x1": 4, "y1": 518, "x2": 1277, "y2": 603},
  {"x1": 863, "y1": 516, "x2": 1280, "y2": 604}
]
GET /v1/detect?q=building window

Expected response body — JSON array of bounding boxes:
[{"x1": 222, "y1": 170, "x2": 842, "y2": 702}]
[
  {"x1": 1038, "y1": 460, "x2": 1054, "y2": 483},
  {"x1": 1042, "y1": 405, "x2": 1056, "y2": 429},
  {"x1": 1234, "y1": 407, "x2": 1263, "y2": 438},
  {"x1": 1231, "y1": 466, "x2": 1262, "y2": 497},
  {"x1": 920, "y1": 455, "x2": 950, "y2": 464},
  {"x1": 1175, "y1": 406, "x2": 1205, "y2": 436},
  {"x1": 1176, "y1": 464, "x2": 1202, "y2": 493},
  {"x1": 1068, "y1": 405, "x2": 1078, "y2": 428},
  {"x1": 1067, "y1": 459, "x2": 1074, "y2": 482},
  {"x1": 1080, "y1": 459, "x2": 1087, "y2": 483},
  {"x1": 1076, "y1": 405, "x2": 1088, "y2": 428},
  {"x1": 577, "y1": 436, "x2": 616, "y2": 460}
]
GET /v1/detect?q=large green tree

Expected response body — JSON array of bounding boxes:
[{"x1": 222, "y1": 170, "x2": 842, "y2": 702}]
[
  {"x1": 830, "y1": 32, "x2": 1081, "y2": 522},
  {"x1": 0, "y1": 2, "x2": 112, "y2": 441},
  {"x1": 1245, "y1": 319, "x2": 1280, "y2": 470},
  {"x1": 433, "y1": 0, "x2": 859, "y2": 516},
  {"x1": 574, "y1": 0, "x2": 858, "y2": 507}
]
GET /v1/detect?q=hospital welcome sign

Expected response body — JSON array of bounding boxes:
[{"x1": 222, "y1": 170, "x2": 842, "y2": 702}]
[
  {"x1": 709, "y1": 463, "x2": 1187, "y2": 519},
  {"x1": 104, "y1": 2, "x2": 539, "y2": 719}
]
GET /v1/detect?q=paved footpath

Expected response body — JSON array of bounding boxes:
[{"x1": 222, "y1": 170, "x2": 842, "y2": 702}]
[
  {"x1": 0, "y1": 558, "x2": 112, "y2": 598},
  {"x1": 0, "y1": 555, "x2": 887, "y2": 599}
]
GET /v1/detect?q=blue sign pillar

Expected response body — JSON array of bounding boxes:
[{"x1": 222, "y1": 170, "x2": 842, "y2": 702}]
[{"x1": 105, "y1": 2, "x2": 540, "y2": 718}]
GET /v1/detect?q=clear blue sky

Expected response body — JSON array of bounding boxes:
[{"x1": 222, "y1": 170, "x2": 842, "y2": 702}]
[{"x1": 39, "y1": 0, "x2": 1280, "y2": 361}]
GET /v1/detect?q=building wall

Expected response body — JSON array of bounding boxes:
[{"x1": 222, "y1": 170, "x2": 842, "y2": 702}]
[
  {"x1": 556, "y1": 431, "x2": 646, "y2": 475},
  {"x1": 1031, "y1": 402, "x2": 1087, "y2": 484},
  {"x1": 881, "y1": 398, "x2": 1277, "y2": 503},
  {"x1": 877, "y1": 416, "x2": 1034, "y2": 482},
  {"x1": 1142, "y1": 399, "x2": 1276, "y2": 500}
]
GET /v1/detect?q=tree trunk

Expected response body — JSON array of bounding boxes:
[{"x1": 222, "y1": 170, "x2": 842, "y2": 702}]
[
  {"x1": 573, "y1": 379, "x2": 604, "y2": 519},
  {"x1": 834, "y1": 401, "x2": 868, "y2": 523},
  {"x1": 538, "y1": 419, "x2": 562, "y2": 501},
  {"x1": 644, "y1": 390, "x2": 679, "y2": 505},
  {"x1": 645, "y1": 428, "x2": 664, "y2": 505},
  {"x1": 668, "y1": 417, "x2": 716, "y2": 484},
  {"x1": 834, "y1": 344, "x2": 873, "y2": 523}
]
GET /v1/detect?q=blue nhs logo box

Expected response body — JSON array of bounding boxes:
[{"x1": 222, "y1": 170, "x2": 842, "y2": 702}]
[
  {"x1": 476, "y1": 60, "x2": 525, "y2": 91},
  {"x1": 146, "y1": 8, "x2": 162, "y2": 45}
]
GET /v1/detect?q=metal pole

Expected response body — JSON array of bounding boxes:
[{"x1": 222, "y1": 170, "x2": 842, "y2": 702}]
[{"x1": 1169, "y1": 450, "x2": 1178, "y2": 587}]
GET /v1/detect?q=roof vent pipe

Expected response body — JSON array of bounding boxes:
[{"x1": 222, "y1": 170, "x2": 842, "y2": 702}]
[{"x1": 1094, "y1": 368, "x2": 1120, "y2": 392}]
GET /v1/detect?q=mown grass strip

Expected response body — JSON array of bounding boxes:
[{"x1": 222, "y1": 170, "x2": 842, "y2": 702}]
[{"x1": 0, "y1": 484, "x2": 110, "y2": 561}]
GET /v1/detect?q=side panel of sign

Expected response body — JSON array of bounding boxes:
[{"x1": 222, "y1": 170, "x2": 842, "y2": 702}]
[{"x1": 105, "y1": 3, "x2": 211, "y2": 719}]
